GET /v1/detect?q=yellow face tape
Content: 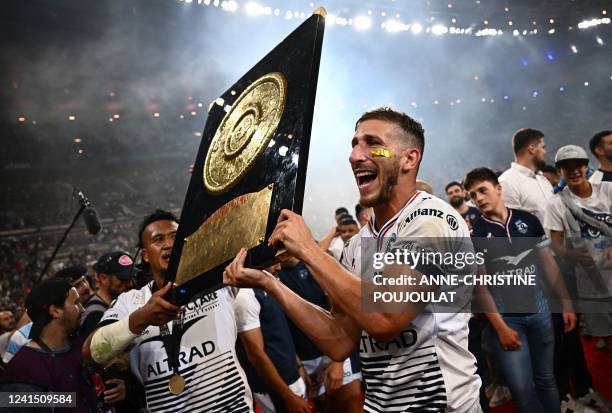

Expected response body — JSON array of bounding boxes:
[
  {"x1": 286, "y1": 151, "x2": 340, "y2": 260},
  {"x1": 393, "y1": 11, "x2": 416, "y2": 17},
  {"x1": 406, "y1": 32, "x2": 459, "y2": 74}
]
[{"x1": 371, "y1": 148, "x2": 392, "y2": 158}]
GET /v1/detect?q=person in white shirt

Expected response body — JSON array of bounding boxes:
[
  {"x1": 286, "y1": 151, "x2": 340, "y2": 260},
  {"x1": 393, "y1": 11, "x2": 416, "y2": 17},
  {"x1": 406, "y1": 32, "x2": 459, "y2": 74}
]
[
  {"x1": 84, "y1": 210, "x2": 255, "y2": 413},
  {"x1": 588, "y1": 130, "x2": 612, "y2": 184},
  {"x1": 498, "y1": 128, "x2": 554, "y2": 223},
  {"x1": 320, "y1": 207, "x2": 350, "y2": 260},
  {"x1": 225, "y1": 107, "x2": 482, "y2": 412},
  {"x1": 544, "y1": 145, "x2": 612, "y2": 355}
]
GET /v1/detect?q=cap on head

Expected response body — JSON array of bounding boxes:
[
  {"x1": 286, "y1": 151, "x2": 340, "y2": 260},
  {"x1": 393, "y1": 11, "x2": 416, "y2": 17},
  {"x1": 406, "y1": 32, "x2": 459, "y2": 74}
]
[
  {"x1": 555, "y1": 145, "x2": 589, "y2": 167},
  {"x1": 26, "y1": 278, "x2": 72, "y2": 339},
  {"x1": 94, "y1": 251, "x2": 135, "y2": 280}
]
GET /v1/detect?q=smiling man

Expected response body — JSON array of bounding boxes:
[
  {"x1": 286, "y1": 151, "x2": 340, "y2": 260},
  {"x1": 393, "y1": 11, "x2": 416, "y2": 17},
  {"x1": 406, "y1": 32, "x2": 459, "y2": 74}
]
[
  {"x1": 544, "y1": 145, "x2": 612, "y2": 355},
  {"x1": 225, "y1": 107, "x2": 482, "y2": 412},
  {"x1": 84, "y1": 209, "x2": 256, "y2": 412}
]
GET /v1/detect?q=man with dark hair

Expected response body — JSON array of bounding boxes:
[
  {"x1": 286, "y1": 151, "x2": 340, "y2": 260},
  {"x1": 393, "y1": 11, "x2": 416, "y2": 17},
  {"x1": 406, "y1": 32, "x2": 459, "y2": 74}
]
[
  {"x1": 81, "y1": 252, "x2": 135, "y2": 338},
  {"x1": 589, "y1": 130, "x2": 612, "y2": 183},
  {"x1": 464, "y1": 166, "x2": 576, "y2": 413},
  {"x1": 337, "y1": 215, "x2": 359, "y2": 243},
  {"x1": 498, "y1": 128, "x2": 553, "y2": 222},
  {"x1": 86, "y1": 209, "x2": 257, "y2": 412},
  {"x1": 226, "y1": 107, "x2": 482, "y2": 412},
  {"x1": 544, "y1": 145, "x2": 612, "y2": 410},
  {"x1": 446, "y1": 181, "x2": 481, "y2": 230},
  {"x1": 0, "y1": 278, "x2": 101, "y2": 411},
  {"x1": 322, "y1": 208, "x2": 352, "y2": 260},
  {"x1": 334, "y1": 207, "x2": 349, "y2": 221}
]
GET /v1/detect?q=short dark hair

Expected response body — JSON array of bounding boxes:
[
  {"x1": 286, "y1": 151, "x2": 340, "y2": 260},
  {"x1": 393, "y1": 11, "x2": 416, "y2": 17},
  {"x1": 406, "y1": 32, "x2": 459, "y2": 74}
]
[
  {"x1": 445, "y1": 181, "x2": 463, "y2": 193},
  {"x1": 463, "y1": 167, "x2": 499, "y2": 191},
  {"x1": 355, "y1": 107, "x2": 425, "y2": 154},
  {"x1": 541, "y1": 164, "x2": 557, "y2": 174},
  {"x1": 512, "y1": 128, "x2": 544, "y2": 155},
  {"x1": 335, "y1": 207, "x2": 349, "y2": 216},
  {"x1": 589, "y1": 130, "x2": 612, "y2": 156},
  {"x1": 138, "y1": 209, "x2": 179, "y2": 248}
]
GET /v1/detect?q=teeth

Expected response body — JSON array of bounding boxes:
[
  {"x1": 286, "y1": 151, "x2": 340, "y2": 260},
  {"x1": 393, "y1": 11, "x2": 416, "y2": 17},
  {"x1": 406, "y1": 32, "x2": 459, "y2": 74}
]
[{"x1": 355, "y1": 171, "x2": 376, "y2": 177}]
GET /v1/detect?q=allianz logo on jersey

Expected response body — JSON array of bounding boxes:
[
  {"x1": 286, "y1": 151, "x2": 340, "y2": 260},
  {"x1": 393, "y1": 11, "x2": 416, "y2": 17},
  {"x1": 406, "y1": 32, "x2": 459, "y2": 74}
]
[
  {"x1": 146, "y1": 340, "x2": 217, "y2": 378},
  {"x1": 405, "y1": 208, "x2": 459, "y2": 230},
  {"x1": 360, "y1": 329, "x2": 417, "y2": 353}
]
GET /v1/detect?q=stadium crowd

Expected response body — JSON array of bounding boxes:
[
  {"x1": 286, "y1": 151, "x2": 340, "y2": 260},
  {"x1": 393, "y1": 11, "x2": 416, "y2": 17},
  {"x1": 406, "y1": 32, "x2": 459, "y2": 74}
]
[{"x1": 0, "y1": 110, "x2": 610, "y2": 413}]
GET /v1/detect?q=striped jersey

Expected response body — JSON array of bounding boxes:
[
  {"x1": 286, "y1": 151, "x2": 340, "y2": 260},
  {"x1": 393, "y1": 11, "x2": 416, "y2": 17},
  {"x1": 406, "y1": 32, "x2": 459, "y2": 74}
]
[
  {"x1": 98, "y1": 283, "x2": 257, "y2": 413},
  {"x1": 340, "y1": 191, "x2": 481, "y2": 412}
]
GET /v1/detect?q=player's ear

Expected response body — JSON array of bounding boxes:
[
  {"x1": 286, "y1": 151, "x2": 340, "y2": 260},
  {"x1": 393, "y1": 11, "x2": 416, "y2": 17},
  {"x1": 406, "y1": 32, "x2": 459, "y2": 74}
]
[{"x1": 400, "y1": 148, "x2": 420, "y2": 172}]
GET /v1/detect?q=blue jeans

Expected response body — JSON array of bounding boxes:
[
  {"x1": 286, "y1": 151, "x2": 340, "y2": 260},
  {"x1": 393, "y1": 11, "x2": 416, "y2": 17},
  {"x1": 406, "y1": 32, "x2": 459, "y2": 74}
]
[{"x1": 486, "y1": 312, "x2": 560, "y2": 413}]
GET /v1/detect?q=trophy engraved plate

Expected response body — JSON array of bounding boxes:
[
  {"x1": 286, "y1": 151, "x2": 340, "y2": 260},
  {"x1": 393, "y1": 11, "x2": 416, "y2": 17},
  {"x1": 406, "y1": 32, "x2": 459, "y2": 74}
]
[
  {"x1": 166, "y1": 12, "x2": 325, "y2": 304},
  {"x1": 204, "y1": 73, "x2": 287, "y2": 195},
  {"x1": 175, "y1": 184, "x2": 273, "y2": 286}
]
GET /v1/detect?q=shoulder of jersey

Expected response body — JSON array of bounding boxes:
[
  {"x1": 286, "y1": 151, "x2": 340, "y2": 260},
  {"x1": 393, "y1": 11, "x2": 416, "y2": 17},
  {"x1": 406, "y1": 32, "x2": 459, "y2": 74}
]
[{"x1": 113, "y1": 283, "x2": 149, "y2": 308}]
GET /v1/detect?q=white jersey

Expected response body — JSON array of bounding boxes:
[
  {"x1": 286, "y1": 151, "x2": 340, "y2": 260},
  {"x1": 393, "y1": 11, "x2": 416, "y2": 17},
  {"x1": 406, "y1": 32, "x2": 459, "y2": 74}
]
[
  {"x1": 340, "y1": 191, "x2": 481, "y2": 413},
  {"x1": 544, "y1": 182, "x2": 612, "y2": 297},
  {"x1": 99, "y1": 283, "x2": 258, "y2": 413}
]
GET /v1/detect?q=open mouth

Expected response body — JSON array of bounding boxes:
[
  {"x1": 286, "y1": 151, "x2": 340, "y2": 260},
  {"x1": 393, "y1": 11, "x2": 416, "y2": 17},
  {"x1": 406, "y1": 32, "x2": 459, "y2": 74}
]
[
  {"x1": 161, "y1": 252, "x2": 171, "y2": 261},
  {"x1": 355, "y1": 170, "x2": 378, "y2": 189}
]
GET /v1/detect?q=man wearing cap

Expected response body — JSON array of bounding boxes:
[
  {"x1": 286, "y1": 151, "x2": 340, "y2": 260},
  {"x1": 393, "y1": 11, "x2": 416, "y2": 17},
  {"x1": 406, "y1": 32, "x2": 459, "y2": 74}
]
[
  {"x1": 545, "y1": 144, "x2": 612, "y2": 357},
  {"x1": 0, "y1": 278, "x2": 99, "y2": 412},
  {"x1": 81, "y1": 252, "x2": 135, "y2": 338}
]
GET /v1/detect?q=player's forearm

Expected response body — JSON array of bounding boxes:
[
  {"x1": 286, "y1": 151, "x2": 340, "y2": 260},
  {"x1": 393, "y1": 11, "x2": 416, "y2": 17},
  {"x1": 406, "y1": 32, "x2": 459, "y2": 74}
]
[
  {"x1": 89, "y1": 317, "x2": 137, "y2": 365},
  {"x1": 264, "y1": 276, "x2": 357, "y2": 361}
]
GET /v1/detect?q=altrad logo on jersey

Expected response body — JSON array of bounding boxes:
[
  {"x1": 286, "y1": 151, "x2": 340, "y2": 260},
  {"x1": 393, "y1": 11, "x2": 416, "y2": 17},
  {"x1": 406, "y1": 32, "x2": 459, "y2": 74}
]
[
  {"x1": 146, "y1": 340, "x2": 217, "y2": 377},
  {"x1": 361, "y1": 329, "x2": 418, "y2": 353}
]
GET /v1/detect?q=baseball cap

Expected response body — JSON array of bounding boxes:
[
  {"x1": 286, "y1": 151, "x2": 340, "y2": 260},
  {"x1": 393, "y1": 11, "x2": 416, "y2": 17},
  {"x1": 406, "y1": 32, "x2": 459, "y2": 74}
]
[
  {"x1": 555, "y1": 145, "x2": 589, "y2": 166},
  {"x1": 55, "y1": 265, "x2": 88, "y2": 282},
  {"x1": 94, "y1": 251, "x2": 134, "y2": 280},
  {"x1": 26, "y1": 278, "x2": 73, "y2": 339}
]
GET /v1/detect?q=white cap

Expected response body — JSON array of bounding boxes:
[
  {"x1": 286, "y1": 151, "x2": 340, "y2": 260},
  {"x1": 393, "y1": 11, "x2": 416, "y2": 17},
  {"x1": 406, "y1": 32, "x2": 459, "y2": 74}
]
[{"x1": 554, "y1": 145, "x2": 589, "y2": 166}]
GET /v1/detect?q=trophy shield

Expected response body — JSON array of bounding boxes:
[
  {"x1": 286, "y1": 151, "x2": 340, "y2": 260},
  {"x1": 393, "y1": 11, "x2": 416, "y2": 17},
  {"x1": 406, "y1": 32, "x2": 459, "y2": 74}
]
[{"x1": 165, "y1": 10, "x2": 326, "y2": 305}]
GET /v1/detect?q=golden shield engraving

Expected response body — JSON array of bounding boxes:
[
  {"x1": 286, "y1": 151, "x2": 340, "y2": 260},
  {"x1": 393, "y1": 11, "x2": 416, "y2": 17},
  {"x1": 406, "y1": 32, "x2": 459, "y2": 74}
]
[{"x1": 204, "y1": 72, "x2": 287, "y2": 194}]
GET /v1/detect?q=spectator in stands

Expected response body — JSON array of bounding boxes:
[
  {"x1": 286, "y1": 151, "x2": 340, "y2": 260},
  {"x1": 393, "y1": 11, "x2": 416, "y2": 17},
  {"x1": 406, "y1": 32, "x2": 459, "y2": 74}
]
[
  {"x1": 277, "y1": 256, "x2": 362, "y2": 413},
  {"x1": 80, "y1": 251, "x2": 135, "y2": 338},
  {"x1": 55, "y1": 265, "x2": 94, "y2": 305},
  {"x1": 465, "y1": 167, "x2": 576, "y2": 413},
  {"x1": 236, "y1": 263, "x2": 310, "y2": 413},
  {"x1": 589, "y1": 130, "x2": 612, "y2": 183},
  {"x1": 355, "y1": 203, "x2": 372, "y2": 227},
  {"x1": 498, "y1": 128, "x2": 553, "y2": 223},
  {"x1": 446, "y1": 181, "x2": 482, "y2": 229},
  {"x1": 0, "y1": 278, "x2": 101, "y2": 411}
]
